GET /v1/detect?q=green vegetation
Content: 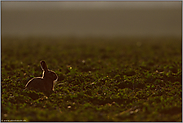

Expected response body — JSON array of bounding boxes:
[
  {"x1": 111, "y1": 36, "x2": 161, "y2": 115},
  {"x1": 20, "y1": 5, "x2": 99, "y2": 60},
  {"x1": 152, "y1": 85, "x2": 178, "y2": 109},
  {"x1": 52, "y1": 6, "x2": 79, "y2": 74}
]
[{"x1": 1, "y1": 37, "x2": 182, "y2": 121}]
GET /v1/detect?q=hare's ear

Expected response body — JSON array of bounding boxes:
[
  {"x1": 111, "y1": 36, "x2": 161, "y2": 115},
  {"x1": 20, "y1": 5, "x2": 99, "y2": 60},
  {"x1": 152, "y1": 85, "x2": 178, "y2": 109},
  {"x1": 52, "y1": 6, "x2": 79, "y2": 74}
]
[{"x1": 40, "y1": 61, "x2": 48, "y2": 72}]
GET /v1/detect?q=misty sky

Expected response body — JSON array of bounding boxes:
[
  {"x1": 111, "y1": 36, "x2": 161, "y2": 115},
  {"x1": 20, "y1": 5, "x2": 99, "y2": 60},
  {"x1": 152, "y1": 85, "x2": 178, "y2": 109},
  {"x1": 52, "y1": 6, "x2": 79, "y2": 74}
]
[{"x1": 2, "y1": 2, "x2": 181, "y2": 38}]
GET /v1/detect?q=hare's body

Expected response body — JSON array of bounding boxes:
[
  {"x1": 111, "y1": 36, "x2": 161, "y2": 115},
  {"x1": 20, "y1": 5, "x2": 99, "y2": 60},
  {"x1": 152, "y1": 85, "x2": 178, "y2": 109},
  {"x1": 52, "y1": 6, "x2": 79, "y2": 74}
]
[
  {"x1": 25, "y1": 61, "x2": 58, "y2": 93},
  {"x1": 25, "y1": 77, "x2": 54, "y2": 92}
]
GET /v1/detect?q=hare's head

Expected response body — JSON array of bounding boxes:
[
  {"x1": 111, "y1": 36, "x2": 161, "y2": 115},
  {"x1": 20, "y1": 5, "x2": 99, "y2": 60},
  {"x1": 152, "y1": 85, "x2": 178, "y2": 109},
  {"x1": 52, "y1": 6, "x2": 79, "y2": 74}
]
[{"x1": 40, "y1": 61, "x2": 58, "y2": 81}]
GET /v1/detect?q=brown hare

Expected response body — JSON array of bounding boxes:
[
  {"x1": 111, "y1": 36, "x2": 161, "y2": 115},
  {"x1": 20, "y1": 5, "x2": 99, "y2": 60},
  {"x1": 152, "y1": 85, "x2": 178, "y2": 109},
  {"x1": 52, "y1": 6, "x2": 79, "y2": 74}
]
[{"x1": 25, "y1": 61, "x2": 58, "y2": 95}]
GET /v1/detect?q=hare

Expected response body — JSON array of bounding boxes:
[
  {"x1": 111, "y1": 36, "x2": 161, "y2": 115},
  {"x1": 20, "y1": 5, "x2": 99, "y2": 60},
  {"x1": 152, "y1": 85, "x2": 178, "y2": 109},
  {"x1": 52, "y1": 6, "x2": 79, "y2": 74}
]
[{"x1": 25, "y1": 60, "x2": 58, "y2": 94}]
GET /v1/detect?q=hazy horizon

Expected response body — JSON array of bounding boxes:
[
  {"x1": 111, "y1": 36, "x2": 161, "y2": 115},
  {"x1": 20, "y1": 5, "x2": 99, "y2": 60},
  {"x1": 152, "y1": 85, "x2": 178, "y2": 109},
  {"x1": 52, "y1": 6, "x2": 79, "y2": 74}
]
[{"x1": 2, "y1": 1, "x2": 181, "y2": 38}]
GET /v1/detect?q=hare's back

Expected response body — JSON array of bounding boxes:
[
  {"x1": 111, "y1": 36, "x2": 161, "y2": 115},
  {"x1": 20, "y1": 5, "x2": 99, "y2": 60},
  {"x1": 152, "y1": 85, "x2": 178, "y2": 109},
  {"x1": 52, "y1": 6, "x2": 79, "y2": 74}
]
[{"x1": 25, "y1": 77, "x2": 45, "y2": 91}]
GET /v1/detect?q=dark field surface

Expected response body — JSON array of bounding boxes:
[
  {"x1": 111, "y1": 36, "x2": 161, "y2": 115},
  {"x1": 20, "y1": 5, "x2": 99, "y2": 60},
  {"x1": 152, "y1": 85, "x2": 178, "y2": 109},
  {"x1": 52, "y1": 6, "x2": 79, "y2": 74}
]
[{"x1": 1, "y1": 37, "x2": 182, "y2": 121}]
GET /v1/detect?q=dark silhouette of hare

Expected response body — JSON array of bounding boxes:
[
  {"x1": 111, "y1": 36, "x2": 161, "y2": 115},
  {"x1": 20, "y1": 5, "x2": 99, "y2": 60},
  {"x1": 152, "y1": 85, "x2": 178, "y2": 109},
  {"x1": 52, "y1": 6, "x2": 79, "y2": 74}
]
[{"x1": 25, "y1": 61, "x2": 58, "y2": 95}]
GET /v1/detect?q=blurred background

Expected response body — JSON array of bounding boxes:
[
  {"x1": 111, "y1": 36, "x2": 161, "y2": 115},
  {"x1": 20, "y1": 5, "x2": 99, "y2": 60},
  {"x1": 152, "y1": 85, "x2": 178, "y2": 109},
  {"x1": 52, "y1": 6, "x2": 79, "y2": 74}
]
[{"x1": 2, "y1": 1, "x2": 181, "y2": 38}]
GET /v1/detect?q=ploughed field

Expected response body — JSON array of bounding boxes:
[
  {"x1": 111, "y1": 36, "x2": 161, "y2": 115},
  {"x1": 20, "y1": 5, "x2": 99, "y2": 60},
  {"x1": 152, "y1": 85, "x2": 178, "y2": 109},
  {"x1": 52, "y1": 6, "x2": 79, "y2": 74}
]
[{"x1": 1, "y1": 37, "x2": 182, "y2": 121}]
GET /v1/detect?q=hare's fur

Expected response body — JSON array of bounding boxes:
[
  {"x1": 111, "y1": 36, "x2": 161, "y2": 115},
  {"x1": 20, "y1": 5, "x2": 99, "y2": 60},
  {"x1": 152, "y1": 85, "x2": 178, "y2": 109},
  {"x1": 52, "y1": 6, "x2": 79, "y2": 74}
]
[{"x1": 25, "y1": 61, "x2": 58, "y2": 93}]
